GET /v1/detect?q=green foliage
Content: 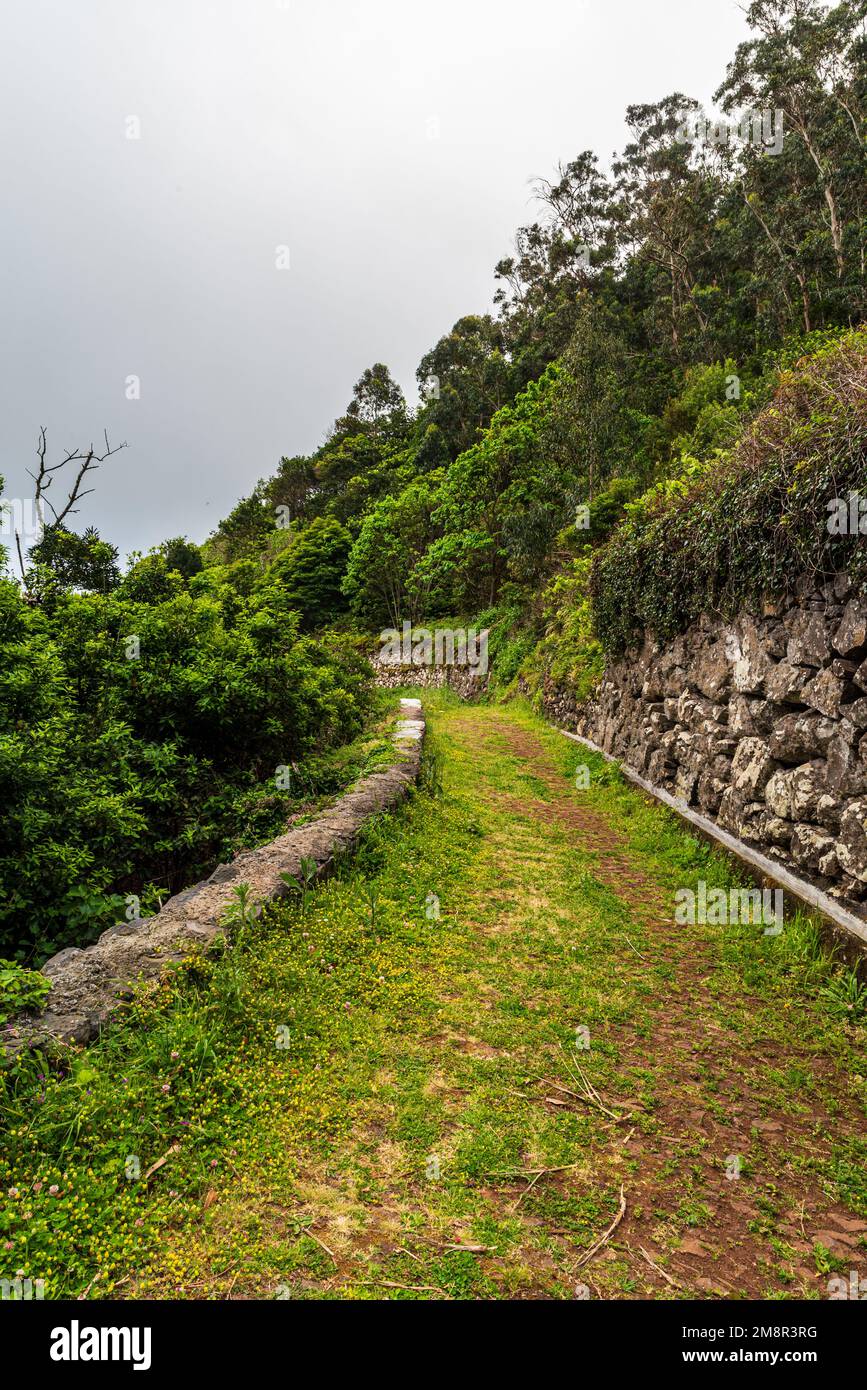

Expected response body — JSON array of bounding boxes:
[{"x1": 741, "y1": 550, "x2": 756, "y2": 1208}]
[
  {"x1": 415, "y1": 314, "x2": 514, "y2": 460},
  {"x1": 343, "y1": 480, "x2": 439, "y2": 628},
  {"x1": 530, "y1": 553, "x2": 604, "y2": 702},
  {"x1": 267, "y1": 518, "x2": 351, "y2": 629},
  {"x1": 545, "y1": 302, "x2": 658, "y2": 494},
  {"x1": 211, "y1": 488, "x2": 276, "y2": 561},
  {"x1": 28, "y1": 525, "x2": 120, "y2": 595},
  {"x1": 416, "y1": 366, "x2": 569, "y2": 613},
  {"x1": 335, "y1": 362, "x2": 406, "y2": 441},
  {"x1": 466, "y1": 599, "x2": 537, "y2": 692},
  {"x1": 159, "y1": 536, "x2": 203, "y2": 580},
  {"x1": 0, "y1": 568, "x2": 373, "y2": 963},
  {"x1": 766, "y1": 326, "x2": 851, "y2": 374},
  {"x1": 0, "y1": 959, "x2": 51, "y2": 1024},
  {"x1": 584, "y1": 478, "x2": 639, "y2": 543},
  {"x1": 591, "y1": 330, "x2": 867, "y2": 655},
  {"x1": 118, "y1": 553, "x2": 185, "y2": 604}
]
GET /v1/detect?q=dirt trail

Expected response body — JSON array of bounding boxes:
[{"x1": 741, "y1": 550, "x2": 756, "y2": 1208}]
[
  {"x1": 140, "y1": 699, "x2": 866, "y2": 1301},
  {"x1": 478, "y1": 714, "x2": 867, "y2": 1297}
]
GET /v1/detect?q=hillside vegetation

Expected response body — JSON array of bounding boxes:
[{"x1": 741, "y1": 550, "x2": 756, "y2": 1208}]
[
  {"x1": 2, "y1": 0, "x2": 867, "y2": 1311},
  {"x1": 2, "y1": 0, "x2": 866, "y2": 967}
]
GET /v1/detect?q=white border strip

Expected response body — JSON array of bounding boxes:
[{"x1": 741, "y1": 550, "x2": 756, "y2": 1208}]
[{"x1": 557, "y1": 727, "x2": 867, "y2": 949}]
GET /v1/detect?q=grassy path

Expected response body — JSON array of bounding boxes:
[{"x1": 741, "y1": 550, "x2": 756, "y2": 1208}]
[{"x1": 4, "y1": 692, "x2": 866, "y2": 1299}]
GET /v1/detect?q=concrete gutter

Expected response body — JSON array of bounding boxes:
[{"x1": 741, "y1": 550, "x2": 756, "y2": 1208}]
[{"x1": 556, "y1": 726, "x2": 867, "y2": 957}]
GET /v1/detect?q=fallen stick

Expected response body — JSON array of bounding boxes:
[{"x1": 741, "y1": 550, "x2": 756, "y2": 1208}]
[
  {"x1": 557, "y1": 1046, "x2": 625, "y2": 1122},
  {"x1": 487, "y1": 1162, "x2": 583, "y2": 1180},
  {"x1": 637, "y1": 1244, "x2": 681, "y2": 1289},
  {"x1": 143, "y1": 1142, "x2": 180, "y2": 1183},
  {"x1": 409, "y1": 1233, "x2": 494, "y2": 1254},
  {"x1": 301, "y1": 1226, "x2": 337, "y2": 1262},
  {"x1": 543, "y1": 1073, "x2": 624, "y2": 1123},
  {"x1": 511, "y1": 1169, "x2": 546, "y2": 1210},
  {"x1": 357, "y1": 1279, "x2": 450, "y2": 1297},
  {"x1": 575, "y1": 1185, "x2": 627, "y2": 1269},
  {"x1": 618, "y1": 934, "x2": 647, "y2": 960}
]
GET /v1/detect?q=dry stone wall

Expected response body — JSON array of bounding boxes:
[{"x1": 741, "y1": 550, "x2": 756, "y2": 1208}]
[
  {"x1": 7, "y1": 701, "x2": 426, "y2": 1050},
  {"x1": 372, "y1": 657, "x2": 488, "y2": 699},
  {"x1": 548, "y1": 576, "x2": 867, "y2": 919}
]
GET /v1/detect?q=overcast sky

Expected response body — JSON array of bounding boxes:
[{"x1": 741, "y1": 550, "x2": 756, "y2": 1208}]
[{"x1": 0, "y1": 0, "x2": 751, "y2": 561}]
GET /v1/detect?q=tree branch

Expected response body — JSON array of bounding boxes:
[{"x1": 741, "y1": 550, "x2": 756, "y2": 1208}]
[{"x1": 28, "y1": 427, "x2": 127, "y2": 530}]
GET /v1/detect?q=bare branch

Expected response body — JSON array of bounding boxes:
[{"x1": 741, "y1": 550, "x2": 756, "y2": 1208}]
[
  {"x1": 14, "y1": 530, "x2": 26, "y2": 583},
  {"x1": 28, "y1": 427, "x2": 127, "y2": 530}
]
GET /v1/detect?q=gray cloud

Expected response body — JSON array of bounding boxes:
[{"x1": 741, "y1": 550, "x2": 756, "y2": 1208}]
[{"x1": 0, "y1": 0, "x2": 749, "y2": 560}]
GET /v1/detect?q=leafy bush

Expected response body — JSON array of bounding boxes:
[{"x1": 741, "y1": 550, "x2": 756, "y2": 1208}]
[
  {"x1": 591, "y1": 330, "x2": 867, "y2": 656},
  {"x1": 529, "y1": 553, "x2": 604, "y2": 702},
  {"x1": 471, "y1": 599, "x2": 538, "y2": 691},
  {"x1": 0, "y1": 569, "x2": 373, "y2": 964},
  {"x1": 0, "y1": 959, "x2": 51, "y2": 1024},
  {"x1": 343, "y1": 481, "x2": 439, "y2": 627},
  {"x1": 267, "y1": 517, "x2": 351, "y2": 628}
]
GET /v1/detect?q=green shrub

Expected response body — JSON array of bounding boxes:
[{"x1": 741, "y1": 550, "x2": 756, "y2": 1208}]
[
  {"x1": 0, "y1": 570, "x2": 373, "y2": 964},
  {"x1": 267, "y1": 517, "x2": 352, "y2": 629},
  {"x1": 0, "y1": 959, "x2": 51, "y2": 1024},
  {"x1": 531, "y1": 553, "x2": 604, "y2": 702},
  {"x1": 590, "y1": 330, "x2": 867, "y2": 656}
]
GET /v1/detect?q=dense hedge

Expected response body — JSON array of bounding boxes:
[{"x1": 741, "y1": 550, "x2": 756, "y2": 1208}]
[
  {"x1": 0, "y1": 566, "x2": 372, "y2": 964},
  {"x1": 590, "y1": 331, "x2": 867, "y2": 656}
]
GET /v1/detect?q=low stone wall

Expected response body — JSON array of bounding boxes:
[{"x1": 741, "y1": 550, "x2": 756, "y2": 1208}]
[
  {"x1": 546, "y1": 576, "x2": 867, "y2": 919},
  {"x1": 8, "y1": 701, "x2": 426, "y2": 1049},
  {"x1": 372, "y1": 659, "x2": 488, "y2": 699}
]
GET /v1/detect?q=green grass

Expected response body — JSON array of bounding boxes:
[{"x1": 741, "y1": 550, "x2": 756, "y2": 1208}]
[{"x1": 1, "y1": 691, "x2": 865, "y2": 1300}]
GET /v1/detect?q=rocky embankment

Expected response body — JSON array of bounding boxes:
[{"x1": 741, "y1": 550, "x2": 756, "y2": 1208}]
[{"x1": 545, "y1": 577, "x2": 867, "y2": 918}]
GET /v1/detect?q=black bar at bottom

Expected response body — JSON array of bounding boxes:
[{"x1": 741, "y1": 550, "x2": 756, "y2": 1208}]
[{"x1": 2, "y1": 1295, "x2": 860, "y2": 1376}]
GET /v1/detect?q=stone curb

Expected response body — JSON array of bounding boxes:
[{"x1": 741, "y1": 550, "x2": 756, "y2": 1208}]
[
  {"x1": 558, "y1": 725, "x2": 867, "y2": 960},
  {"x1": 5, "y1": 699, "x2": 426, "y2": 1050}
]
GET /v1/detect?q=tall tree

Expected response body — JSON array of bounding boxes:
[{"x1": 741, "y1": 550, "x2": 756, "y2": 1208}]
[
  {"x1": 716, "y1": 0, "x2": 867, "y2": 317},
  {"x1": 335, "y1": 363, "x2": 406, "y2": 443}
]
